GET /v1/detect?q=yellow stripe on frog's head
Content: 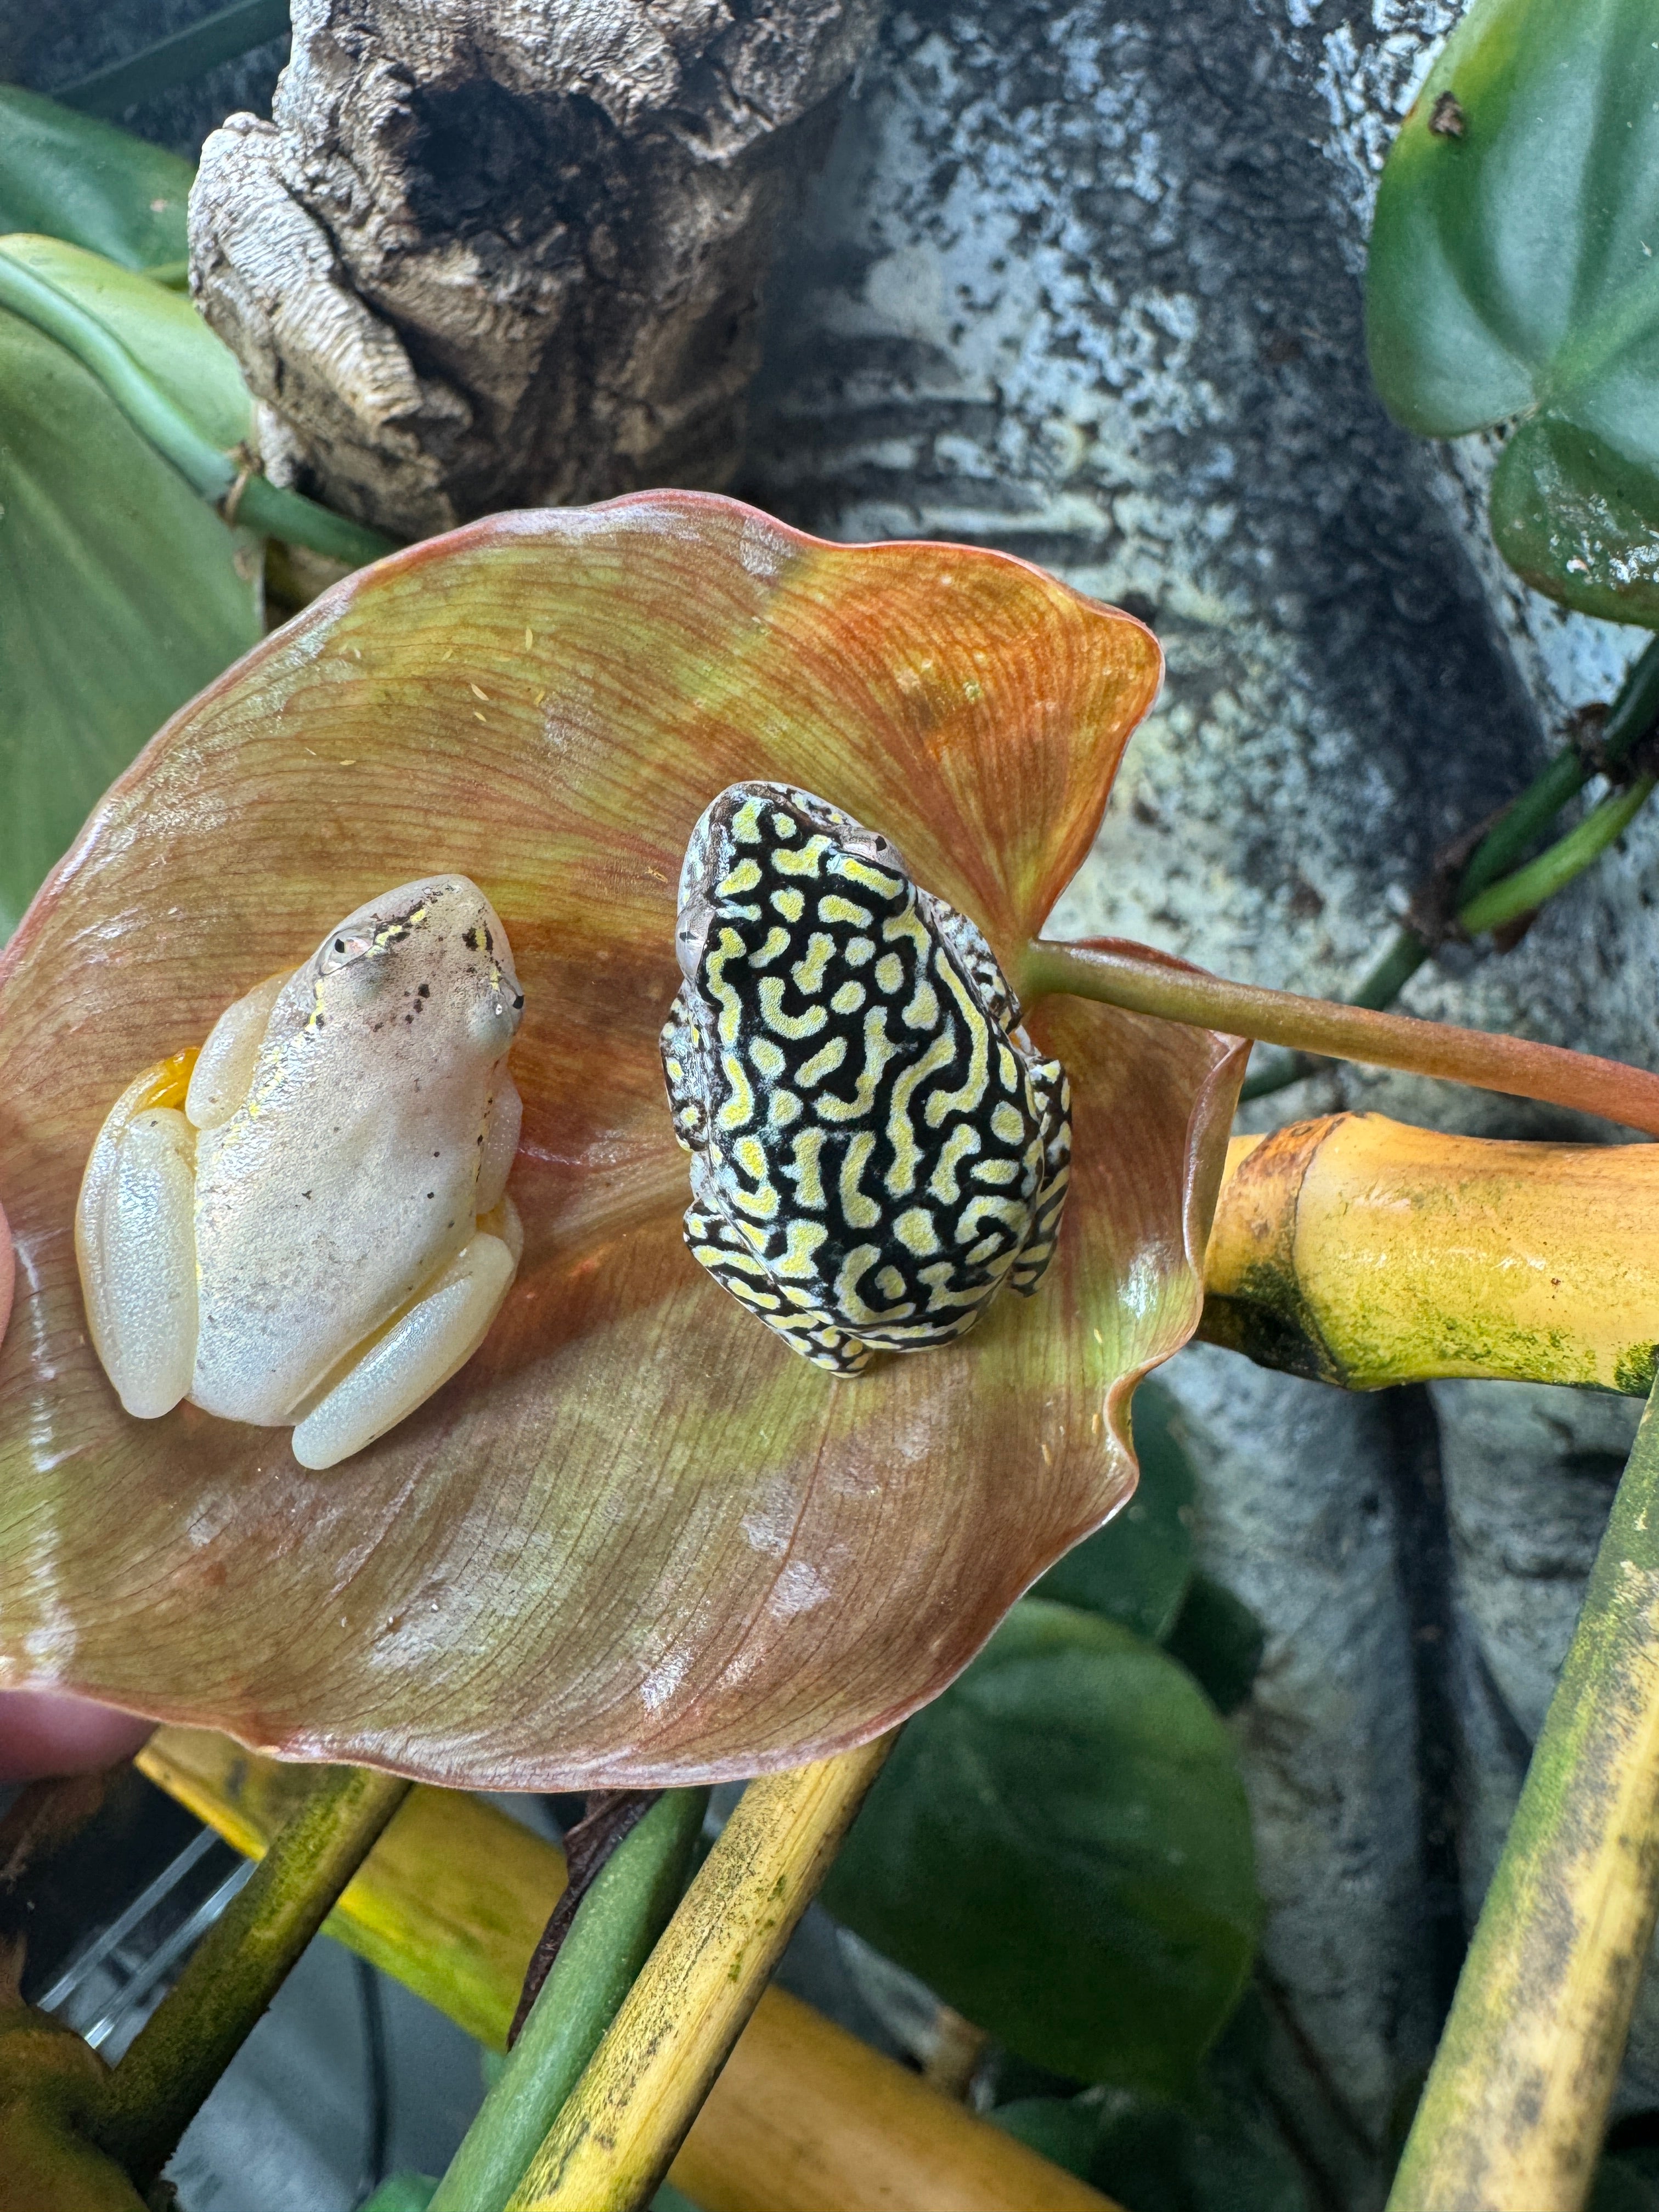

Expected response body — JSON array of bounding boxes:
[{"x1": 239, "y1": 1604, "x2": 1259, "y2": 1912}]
[
  {"x1": 731, "y1": 795, "x2": 768, "y2": 845},
  {"x1": 833, "y1": 855, "x2": 906, "y2": 900}
]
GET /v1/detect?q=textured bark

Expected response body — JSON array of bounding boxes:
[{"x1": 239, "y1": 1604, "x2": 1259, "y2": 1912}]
[{"x1": 188, "y1": 0, "x2": 881, "y2": 538}]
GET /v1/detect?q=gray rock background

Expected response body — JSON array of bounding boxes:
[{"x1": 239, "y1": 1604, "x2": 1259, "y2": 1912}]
[{"x1": 736, "y1": 1, "x2": 1658, "y2": 2198}]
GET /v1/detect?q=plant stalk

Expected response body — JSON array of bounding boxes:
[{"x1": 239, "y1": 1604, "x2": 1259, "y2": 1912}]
[
  {"x1": 503, "y1": 1736, "x2": 894, "y2": 2212},
  {"x1": 1023, "y1": 937, "x2": 1659, "y2": 1137},
  {"x1": 1387, "y1": 1376, "x2": 1659, "y2": 2212},
  {"x1": 428, "y1": 1788, "x2": 708, "y2": 2212},
  {"x1": 95, "y1": 1764, "x2": 409, "y2": 2188},
  {"x1": 0, "y1": 247, "x2": 395, "y2": 568},
  {"x1": 1242, "y1": 637, "x2": 1659, "y2": 1102},
  {"x1": 1466, "y1": 636, "x2": 1659, "y2": 896},
  {"x1": 1458, "y1": 775, "x2": 1657, "y2": 936},
  {"x1": 138, "y1": 1729, "x2": 1113, "y2": 2212}
]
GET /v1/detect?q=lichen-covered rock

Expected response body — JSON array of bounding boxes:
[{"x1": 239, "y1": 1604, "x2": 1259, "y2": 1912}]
[{"x1": 189, "y1": 0, "x2": 881, "y2": 537}]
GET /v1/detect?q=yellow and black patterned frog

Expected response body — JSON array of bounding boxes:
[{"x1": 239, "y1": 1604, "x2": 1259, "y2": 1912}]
[{"x1": 660, "y1": 783, "x2": 1071, "y2": 1374}]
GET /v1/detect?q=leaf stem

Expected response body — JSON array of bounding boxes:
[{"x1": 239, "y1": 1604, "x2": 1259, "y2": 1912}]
[
  {"x1": 0, "y1": 246, "x2": 395, "y2": 568},
  {"x1": 428, "y1": 1790, "x2": 708, "y2": 2212},
  {"x1": 1466, "y1": 636, "x2": 1659, "y2": 896},
  {"x1": 1243, "y1": 636, "x2": 1659, "y2": 1102},
  {"x1": 503, "y1": 1737, "x2": 894, "y2": 2212},
  {"x1": 94, "y1": 1764, "x2": 409, "y2": 2188},
  {"x1": 53, "y1": 0, "x2": 291, "y2": 117},
  {"x1": 1458, "y1": 775, "x2": 1657, "y2": 935},
  {"x1": 1387, "y1": 1375, "x2": 1659, "y2": 2212},
  {"x1": 1023, "y1": 937, "x2": 1659, "y2": 1137}
]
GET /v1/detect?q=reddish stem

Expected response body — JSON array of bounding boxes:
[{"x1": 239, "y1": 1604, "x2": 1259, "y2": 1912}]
[{"x1": 1023, "y1": 936, "x2": 1659, "y2": 1140}]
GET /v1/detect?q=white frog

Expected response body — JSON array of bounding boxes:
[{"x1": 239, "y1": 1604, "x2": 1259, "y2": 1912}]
[{"x1": 76, "y1": 876, "x2": 525, "y2": 1470}]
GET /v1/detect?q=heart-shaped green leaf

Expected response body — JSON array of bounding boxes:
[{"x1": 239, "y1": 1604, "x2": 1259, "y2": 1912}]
[
  {"x1": 0, "y1": 88, "x2": 193, "y2": 276},
  {"x1": 1488, "y1": 416, "x2": 1659, "y2": 625},
  {"x1": 0, "y1": 235, "x2": 260, "y2": 933},
  {"x1": 1366, "y1": 0, "x2": 1659, "y2": 623},
  {"x1": 822, "y1": 1599, "x2": 1259, "y2": 2092},
  {"x1": 0, "y1": 493, "x2": 1245, "y2": 1787},
  {"x1": 1088, "y1": 2079, "x2": 1312, "y2": 2212}
]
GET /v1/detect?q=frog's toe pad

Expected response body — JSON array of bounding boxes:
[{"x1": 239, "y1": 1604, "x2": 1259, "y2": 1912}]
[{"x1": 682, "y1": 1206, "x2": 871, "y2": 1376}]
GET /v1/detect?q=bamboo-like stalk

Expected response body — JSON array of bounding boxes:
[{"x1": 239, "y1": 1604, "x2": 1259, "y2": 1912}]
[
  {"x1": 1389, "y1": 1378, "x2": 1659, "y2": 2211},
  {"x1": 95, "y1": 1763, "x2": 409, "y2": 2186},
  {"x1": 1202, "y1": 1115, "x2": 1659, "y2": 1395},
  {"x1": 1022, "y1": 937, "x2": 1659, "y2": 1138},
  {"x1": 137, "y1": 1729, "x2": 1111, "y2": 2211},
  {"x1": 503, "y1": 1739, "x2": 893, "y2": 2212},
  {"x1": 428, "y1": 1789, "x2": 707, "y2": 2212}
]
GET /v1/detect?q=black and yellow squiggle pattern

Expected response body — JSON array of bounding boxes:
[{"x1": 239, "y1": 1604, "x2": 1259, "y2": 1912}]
[{"x1": 661, "y1": 783, "x2": 1070, "y2": 1374}]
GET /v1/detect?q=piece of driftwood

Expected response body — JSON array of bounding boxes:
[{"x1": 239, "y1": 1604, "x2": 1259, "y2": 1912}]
[{"x1": 189, "y1": 0, "x2": 880, "y2": 538}]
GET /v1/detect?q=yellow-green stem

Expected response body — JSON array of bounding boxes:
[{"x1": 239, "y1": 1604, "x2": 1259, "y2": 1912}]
[
  {"x1": 428, "y1": 1789, "x2": 708, "y2": 2212},
  {"x1": 1022, "y1": 938, "x2": 1659, "y2": 1138},
  {"x1": 1389, "y1": 1376, "x2": 1659, "y2": 2212},
  {"x1": 504, "y1": 1736, "x2": 894, "y2": 2212},
  {"x1": 95, "y1": 1764, "x2": 409, "y2": 2187},
  {"x1": 1458, "y1": 774, "x2": 1657, "y2": 935}
]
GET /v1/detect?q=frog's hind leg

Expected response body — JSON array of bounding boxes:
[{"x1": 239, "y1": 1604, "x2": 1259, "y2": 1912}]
[
  {"x1": 290, "y1": 1211, "x2": 520, "y2": 1469},
  {"x1": 76, "y1": 1069, "x2": 200, "y2": 1419},
  {"x1": 683, "y1": 1205, "x2": 871, "y2": 1375},
  {"x1": 1008, "y1": 1056, "x2": 1073, "y2": 1295}
]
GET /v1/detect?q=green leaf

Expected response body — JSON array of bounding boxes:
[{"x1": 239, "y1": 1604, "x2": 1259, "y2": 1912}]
[
  {"x1": 0, "y1": 237, "x2": 252, "y2": 449},
  {"x1": 1032, "y1": 1378, "x2": 1195, "y2": 1641},
  {"x1": 823, "y1": 1600, "x2": 1259, "y2": 2094},
  {"x1": 1163, "y1": 1573, "x2": 1266, "y2": 1718},
  {"x1": 0, "y1": 89, "x2": 193, "y2": 274},
  {"x1": 1366, "y1": 0, "x2": 1659, "y2": 623},
  {"x1": 989, "y1": 2096, "x2": 1101, "y2": 2179},
  {"x1": 0, "y1": 250, "x2": 261, "y2": 932},
  {"x1": 1489, "y1": 416, "x2": 1659, "y2": 625},
  {"x1": 1088, "y1": 2085, "x2": 1311, "y2": 2212},
  {"x1": 57, "y1": 1, "x2": 292, "y2": 123}
]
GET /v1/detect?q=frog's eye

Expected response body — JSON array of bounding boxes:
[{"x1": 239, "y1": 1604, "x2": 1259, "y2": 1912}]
[
  {"x1": 846, "y1": 829, "x2": 909, "y2": 876},
  {"x1": 318, "y1": 931, "x2": 375, "y2": 975}
]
